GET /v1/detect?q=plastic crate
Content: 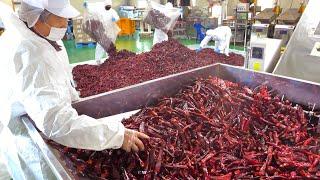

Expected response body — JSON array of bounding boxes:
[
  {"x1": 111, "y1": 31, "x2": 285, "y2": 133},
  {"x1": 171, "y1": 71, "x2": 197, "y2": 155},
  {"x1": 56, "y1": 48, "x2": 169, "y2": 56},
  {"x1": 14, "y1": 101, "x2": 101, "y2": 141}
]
[
  {"x1": 117, "y1": 18, "x2": 136, "y2": 36},
  {"x1": 75, "y1": 42, "x2": 96, "y2": 48}
]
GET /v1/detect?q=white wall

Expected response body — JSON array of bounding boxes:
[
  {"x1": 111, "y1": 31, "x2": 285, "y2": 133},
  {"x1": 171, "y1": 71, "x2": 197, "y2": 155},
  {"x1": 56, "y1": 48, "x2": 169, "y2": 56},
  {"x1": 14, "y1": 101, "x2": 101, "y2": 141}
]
[
  {"x1": 257, "y1": 0, "x2": 301, "y2": 10},
  {"x1": 226, "y1": 0, "x2": 302, "y2": 16},
  {"x1": 257, "y1": 0, "x2": 274, "y2": 10},
  {"x1": 2, "y1": 0, "x2": 12, "y2": 6},
  {"x1": 279, "y1": 0, "x2": 301, "y2": 9},
  {"x1": 70, "y1": 0, "x2": 126, "y2": 13},
  {"x1": 2, "y1": 0, "x2": 13, "y2": 10}
]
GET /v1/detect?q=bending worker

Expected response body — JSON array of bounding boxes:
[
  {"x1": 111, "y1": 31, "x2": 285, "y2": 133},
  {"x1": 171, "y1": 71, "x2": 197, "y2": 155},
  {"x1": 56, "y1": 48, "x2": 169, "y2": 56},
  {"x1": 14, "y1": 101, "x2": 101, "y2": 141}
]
[
  {"x1": 153, "y1": 2, "x2": 174, "y2": 45},
  {"x1": 0, "y1": 0, "x2": 148, "y2": 161},
  {"x1": 94, "y1": 0, "x2": 120, "y2": 63},
  {"x1": 198, "y1": 26, "x2": 232, "y2": 56}
]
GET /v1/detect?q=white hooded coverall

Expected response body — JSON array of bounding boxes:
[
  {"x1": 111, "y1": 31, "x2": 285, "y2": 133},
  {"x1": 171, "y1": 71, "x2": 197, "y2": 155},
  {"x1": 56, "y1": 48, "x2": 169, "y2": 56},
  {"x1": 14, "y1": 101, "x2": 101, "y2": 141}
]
[
  {"x1": 0, "y1": 9, "x2": 125, "y2": 152},
  {"x1": 200, "y1": 26, "x2": 232, "y2": 56}
]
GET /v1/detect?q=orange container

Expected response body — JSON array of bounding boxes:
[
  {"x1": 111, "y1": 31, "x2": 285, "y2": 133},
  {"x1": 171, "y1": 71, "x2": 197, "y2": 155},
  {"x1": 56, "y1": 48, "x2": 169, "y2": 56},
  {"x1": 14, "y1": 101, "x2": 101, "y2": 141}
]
[{"x1": 117, "y1": 18, "x2": 136, "y2": 36}]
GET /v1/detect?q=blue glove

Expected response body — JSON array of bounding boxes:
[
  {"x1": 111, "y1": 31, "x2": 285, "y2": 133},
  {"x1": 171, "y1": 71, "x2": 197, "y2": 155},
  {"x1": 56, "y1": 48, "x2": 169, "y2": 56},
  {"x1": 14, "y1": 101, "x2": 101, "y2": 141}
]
[
  {"x1": 112, "y1": 17, "x2": 116, "y2": 22},
  {"x1": 196, "y1": 47, "x2": 202, "y2": 53},
  {"x1": 214, "y1": 48, "x2": 220, "y2": 53}
]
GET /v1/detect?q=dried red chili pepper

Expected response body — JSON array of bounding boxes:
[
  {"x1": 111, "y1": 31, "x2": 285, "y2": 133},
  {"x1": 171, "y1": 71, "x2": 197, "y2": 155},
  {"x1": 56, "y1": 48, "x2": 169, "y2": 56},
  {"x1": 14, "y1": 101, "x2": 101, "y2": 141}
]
[
  {"x1": 50, "y1": 77, "x2": 320, "y2": 179},
  {"x1": 72, "y1": 39, "x2": 244, "y2": 97}
]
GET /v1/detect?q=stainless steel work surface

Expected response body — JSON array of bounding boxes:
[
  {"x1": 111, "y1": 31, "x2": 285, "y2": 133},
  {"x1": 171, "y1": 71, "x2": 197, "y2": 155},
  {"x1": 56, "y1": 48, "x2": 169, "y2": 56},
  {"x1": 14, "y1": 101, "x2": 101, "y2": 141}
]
[{"x1": 72, "y1": 63, "x2": 320, "y2": 119}]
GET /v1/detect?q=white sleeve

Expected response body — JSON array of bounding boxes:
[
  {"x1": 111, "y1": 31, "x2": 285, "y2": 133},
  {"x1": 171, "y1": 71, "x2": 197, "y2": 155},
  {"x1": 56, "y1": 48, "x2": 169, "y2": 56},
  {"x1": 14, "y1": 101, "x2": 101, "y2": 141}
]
[
  {"x1": 205, "y1": 29, "x2": 216, "y2": 36},
  {"x1": 200, "y1": 35, "x2": 213, "y2": 48},
  {"x1": 14, "y1": 43, "x2": 125, "y2": 151},
  {"x1": 111, "y1": 9, "x2": 120, "y2": 22}
]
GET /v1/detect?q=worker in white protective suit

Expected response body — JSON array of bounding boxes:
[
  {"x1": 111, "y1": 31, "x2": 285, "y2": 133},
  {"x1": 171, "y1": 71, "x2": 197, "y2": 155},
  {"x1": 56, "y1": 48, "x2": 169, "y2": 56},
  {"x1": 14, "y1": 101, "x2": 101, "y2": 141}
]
[
  {"x1": 197, "y1": 26, "x2": 232, "y2": 56},
  {"x1": 94, "y1": 0, "x2": 120, "y2": 64},
  {"x1": 153, "y1": 2, "x2": 174, "y2": 45},
  {"x1": 0, "y1": 0, "x2": 148, "y2": 177}
]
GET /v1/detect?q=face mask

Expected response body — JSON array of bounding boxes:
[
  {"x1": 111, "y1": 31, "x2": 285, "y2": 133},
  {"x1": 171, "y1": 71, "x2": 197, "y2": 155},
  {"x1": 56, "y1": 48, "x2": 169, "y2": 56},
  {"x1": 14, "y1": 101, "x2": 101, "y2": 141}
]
[
  {"x1": 45, "y1": 23, "x2": 67, "y2": 41},
  {"x1": 105, "y1": 6, "x2": 111, "y2": 10}
]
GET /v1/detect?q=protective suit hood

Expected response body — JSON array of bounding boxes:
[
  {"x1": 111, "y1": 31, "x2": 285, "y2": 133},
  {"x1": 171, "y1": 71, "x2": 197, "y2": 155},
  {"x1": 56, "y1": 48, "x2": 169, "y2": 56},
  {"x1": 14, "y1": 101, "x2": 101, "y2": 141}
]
[
  {"x1": 104, "y1": 0, "x2": 112, "y2": 6},
  {"x1": 19, "y1": 0, "x2": 79, "y2": 28}
]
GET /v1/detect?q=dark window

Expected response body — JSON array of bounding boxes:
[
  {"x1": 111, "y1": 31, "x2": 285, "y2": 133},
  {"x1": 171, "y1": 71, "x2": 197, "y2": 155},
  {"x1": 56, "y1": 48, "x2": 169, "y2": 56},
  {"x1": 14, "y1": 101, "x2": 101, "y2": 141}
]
[
  {"x1": 252, "y1": 47, "x2": 264, "y2": 59},
  {"x1": 180, "y1": 0, "x2": 190, "y2": 6},
  {"x1": 280, "y1": 30, "x2": 288, "y2": 35},
  {"x1": 255, "y1": 28, "x2": 263, "y2": 33}
]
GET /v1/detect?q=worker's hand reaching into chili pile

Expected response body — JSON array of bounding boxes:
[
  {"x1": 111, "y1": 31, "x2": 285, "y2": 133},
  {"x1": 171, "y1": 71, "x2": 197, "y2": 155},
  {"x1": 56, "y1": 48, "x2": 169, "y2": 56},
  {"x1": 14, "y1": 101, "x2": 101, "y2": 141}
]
[{"x1": 121, "y1": 128, "x2": 150, "y2": 152}]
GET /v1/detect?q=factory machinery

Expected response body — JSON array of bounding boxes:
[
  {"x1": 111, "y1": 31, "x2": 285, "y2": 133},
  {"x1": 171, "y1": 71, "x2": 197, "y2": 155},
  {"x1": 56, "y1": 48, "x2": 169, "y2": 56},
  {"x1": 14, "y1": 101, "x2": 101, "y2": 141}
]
[
  {"x1": 246, "y1": 0, "x2": 306, "y2": 73},
  {"x1": 274, "y1": 0, "x2": 320, "y2": 83}
]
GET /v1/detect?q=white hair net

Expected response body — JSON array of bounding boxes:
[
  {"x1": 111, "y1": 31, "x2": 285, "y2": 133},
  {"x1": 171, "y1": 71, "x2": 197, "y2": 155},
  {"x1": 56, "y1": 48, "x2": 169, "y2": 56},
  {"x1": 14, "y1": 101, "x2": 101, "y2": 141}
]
[
  {"x1": 18, "y1": 0, "x2": 79, "y2": 28},
  {"x1": 104, "y1": 0, "x2": 112, "y2": 6},
  {"x1": 18, "y1": 1, "x2": 45, "y2": 28}
]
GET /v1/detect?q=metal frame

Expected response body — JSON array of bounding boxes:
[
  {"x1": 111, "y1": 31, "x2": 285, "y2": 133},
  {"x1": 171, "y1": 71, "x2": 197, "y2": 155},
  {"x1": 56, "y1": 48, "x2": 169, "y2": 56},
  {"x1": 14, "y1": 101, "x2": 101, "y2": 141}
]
[
  {"x1": 72, "y1": 64, "x2": 320, "y2": 119},
  {"x1": 21, "y1": 116, "x2": 72, "y2": 180}
]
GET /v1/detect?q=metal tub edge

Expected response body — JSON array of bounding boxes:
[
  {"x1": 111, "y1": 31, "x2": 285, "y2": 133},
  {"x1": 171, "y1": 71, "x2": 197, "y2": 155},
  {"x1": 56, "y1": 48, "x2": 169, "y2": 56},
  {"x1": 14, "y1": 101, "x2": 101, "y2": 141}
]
[{"x1": 72, "y1": 63, "x2": 320, "y2": 119}]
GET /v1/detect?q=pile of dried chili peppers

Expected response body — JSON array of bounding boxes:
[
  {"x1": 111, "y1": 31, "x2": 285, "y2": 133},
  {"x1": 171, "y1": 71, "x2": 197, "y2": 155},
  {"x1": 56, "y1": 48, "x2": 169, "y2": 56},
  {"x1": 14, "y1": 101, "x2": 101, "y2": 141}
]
[
  {"x1": 72, "y1": 39, "x2": 244, "y2": 97},
  {"x1": 106, "y1": 43, "x2": 136, "y2": 61},
  {"x1": 50, "y1": 77, "x2": 320, "y2": 179}
]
